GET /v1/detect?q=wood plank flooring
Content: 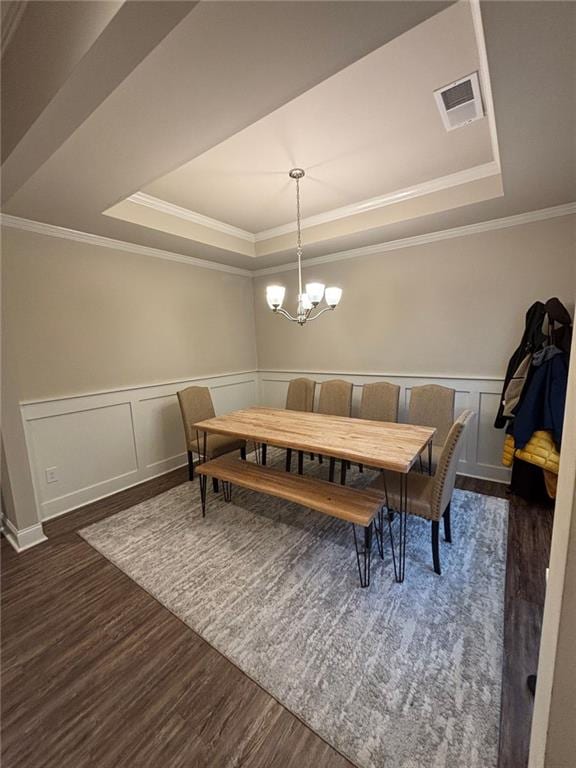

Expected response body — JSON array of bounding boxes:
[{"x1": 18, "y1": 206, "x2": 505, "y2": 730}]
[{"x1": 1, "y1": 469, "x2": 553, "y2": 768}]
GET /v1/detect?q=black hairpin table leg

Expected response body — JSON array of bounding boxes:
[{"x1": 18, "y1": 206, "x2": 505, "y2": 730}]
[
  {"x1": 373, "y1": 505, "x2": 385, "y2": 559},
  {"x1": 352, "y1": 523, "x2": 373, "y2": 588},
  {"x1": 388, "y1": 473, "x2": 408, "y2": 583},
  {"x1": 199, "y1": 430, "x2": 207, "y2": 517}
]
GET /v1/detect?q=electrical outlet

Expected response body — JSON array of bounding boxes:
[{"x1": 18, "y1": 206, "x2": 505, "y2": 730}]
[{"x1": 45, "y1": 467, "x2": 58, "y2": 484}]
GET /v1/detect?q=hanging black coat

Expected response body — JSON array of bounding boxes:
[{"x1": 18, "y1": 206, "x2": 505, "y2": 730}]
[
  {"x1": 494, "y1": 301, "x2": 546, "y2": 428},
  {"x1": 545, "y1": 297, "x2": 573, "y2": 354}
]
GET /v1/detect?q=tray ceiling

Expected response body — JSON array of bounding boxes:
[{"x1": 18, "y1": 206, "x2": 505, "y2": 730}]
[
  {"x1": 2, "y1": 1, "x2": 574, "y2": 271},
  {"x1": 143, "y1": 2, "x2": 491, "y2": 234},
  {"x1": 104, "y1": 1, "x2": 500, "y2": 257}
]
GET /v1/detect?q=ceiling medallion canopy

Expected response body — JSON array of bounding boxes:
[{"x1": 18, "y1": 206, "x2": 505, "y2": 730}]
[{"x1": 266, "y1": 168, "x2": 342, "y2": 326}]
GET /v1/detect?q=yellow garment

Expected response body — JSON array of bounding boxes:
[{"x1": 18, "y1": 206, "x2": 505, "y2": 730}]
[
  {"x1": 543, "y1": 470, "x2": 558, "y2": 499},
  {"x1": 502, "y1": 431, "x2": 560, "y2": 474}
]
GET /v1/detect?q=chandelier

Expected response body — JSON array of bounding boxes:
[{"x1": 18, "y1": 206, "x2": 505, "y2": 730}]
[{"x1": 266, "y1": 168, "x2": 342, "y2": 325}]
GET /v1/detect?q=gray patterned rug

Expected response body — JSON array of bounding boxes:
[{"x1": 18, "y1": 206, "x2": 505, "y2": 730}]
[{"x1": 80, "y1": 450, "x2": 508, "y2": 768}]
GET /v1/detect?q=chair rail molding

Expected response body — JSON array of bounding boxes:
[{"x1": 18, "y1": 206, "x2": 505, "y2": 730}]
[
  {"x1": 18, "y1": 367, "x2": 509, "y2": 539},
  {"x1": 21, "y1": 371, "x2": 259, "y2": 521}
]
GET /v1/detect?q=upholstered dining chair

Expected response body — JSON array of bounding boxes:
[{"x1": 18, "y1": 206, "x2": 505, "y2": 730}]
[
  {"x1": 353, "y1": 381, "x2": 401, "y2": 478},
  {"x1": 407, "y1": 384, "x2": 455, "y2": 473},
  {"x1": 316, "y1": 379, "x2": 353, "y2": 483},
  {"x1": 360, "y1": 381, "x2": 400, "y2": 423},
  {"x1": 371, "y1": 409, "x2": 473, "y2": 576},
  {"x1": 282, "y1": 378, "x2": 316, "y2": 474},
  {"x1": 177, "y1": 386, "x2": 246, "y2": 492}
]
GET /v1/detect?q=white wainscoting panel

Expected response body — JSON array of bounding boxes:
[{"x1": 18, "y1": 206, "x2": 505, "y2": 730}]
[
  {"x1": 20, "y1": 367, "x2": 509, "y2": 524},
  {"x1": 258, "y1": 370, "x2": 510, "y2": 483},
  {"x1": 21, "y1": 371, "x2": 258, "y2": 520}
]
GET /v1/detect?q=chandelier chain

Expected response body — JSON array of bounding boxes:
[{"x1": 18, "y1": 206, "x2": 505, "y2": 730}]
[{"x1": 295, "y1": 175, "x2": 303, "y2": 297}]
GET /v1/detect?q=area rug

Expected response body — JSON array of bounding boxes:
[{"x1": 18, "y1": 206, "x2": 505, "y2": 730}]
[{"x1": 79, "y1": 450, "x2": 508, "y2": 768}]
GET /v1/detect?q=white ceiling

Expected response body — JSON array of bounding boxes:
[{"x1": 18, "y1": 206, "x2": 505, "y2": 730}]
[{"x1": 1, "y1": 1, "x2": 575, "y2": 271}]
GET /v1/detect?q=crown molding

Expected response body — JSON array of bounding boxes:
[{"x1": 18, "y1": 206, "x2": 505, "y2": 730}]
[
  {"x1": 128, "y1": 192, "x2": 256, "y2": 243},
  {"x1": 254, "y1": 161, "x2": 501, "y2": 241},
  {"x1": 3, "y1": 202, "x2": 574, "y2": 280},
  {"x1": 253, "y1": 202, "x2": 576, "y2": 276},
  {"x1": 0, "y1": 214, "x2": 252, "y2": 277},
  {"x1": 125, "y1": 161, "x2": 501, "y2": 248},
  {"x1": 470, "y1": 0, "x2": 501, "y2": 172}
]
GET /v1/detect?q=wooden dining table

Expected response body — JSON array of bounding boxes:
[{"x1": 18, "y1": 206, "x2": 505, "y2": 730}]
[{"x1": 194, "y1": 406, "x2": 435, "y2": 582}]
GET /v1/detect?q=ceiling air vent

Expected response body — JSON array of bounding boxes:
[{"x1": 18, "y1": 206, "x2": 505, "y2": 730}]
[{"x1": 434, "y1": 72, "x2": 484, "y2": 131}]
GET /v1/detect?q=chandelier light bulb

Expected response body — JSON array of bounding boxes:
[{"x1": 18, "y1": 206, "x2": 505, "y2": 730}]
[
  {"x1": 325, "y1": 286, "x2": 343, "y2": 308},
  {"x1": 266, "y1": 284, "x2": 286, "y2": 310},
  {"x1": 305, "y1": 282, "x2": 325, "y2": 306},
  {"x1": 299, "y1": 293, "x2": 313, "y2": 310}
]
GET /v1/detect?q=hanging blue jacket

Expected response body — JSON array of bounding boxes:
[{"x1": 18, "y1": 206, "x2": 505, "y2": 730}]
[{"x1": 511, "y1": 352, "x2": 569, "y2": 450}]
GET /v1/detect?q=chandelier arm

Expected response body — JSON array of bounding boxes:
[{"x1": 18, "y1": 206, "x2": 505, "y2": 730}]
[
  {"x1": 275, "y1": 307, "x2": 299, "y2": 322},
  {"x1": 306, "y1": 306, "x2": 335, "y2": 322}
]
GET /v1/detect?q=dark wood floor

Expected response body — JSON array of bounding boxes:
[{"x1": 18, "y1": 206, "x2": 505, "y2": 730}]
[{"x1": 1, "y1": 469, "x2": 553, "y2": 768}]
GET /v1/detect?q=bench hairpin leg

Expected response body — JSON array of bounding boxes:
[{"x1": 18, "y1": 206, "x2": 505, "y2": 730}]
[
  {"x1": 381, "y1": 469, "x2": 396, "y2": 529},
  {"x1": 199, "y1": 474, "x2": 207, "y2": 518},
  {"x1": 198, "y1": 430, "x2": 208, "y2": 518},
  {"x1": 352, "y1": 522, "x2": 373, "y2": 588},
  {"x1": 374, "y1": 505, "x2": 385, "y2": 559}
]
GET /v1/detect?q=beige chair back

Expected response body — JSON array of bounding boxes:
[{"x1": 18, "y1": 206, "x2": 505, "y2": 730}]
[
  {"x1": 408, "y1": 384, "x2": 455, "y2": 446},
  {"x1": 431, "y1": 409, "x2": 473, "y2": 519},
  {"x1": 359, "y1": 382, "x2": 400, "y2": 423},
  {"x1": 285, "y1": 378, "x2": 316, "y2": 412},
  {"x1": 317, "y1": 379, "x2": 353, "y2": 417},
  {"x1": 177, "y1": 386, "x2": 215, "y2": 447}
]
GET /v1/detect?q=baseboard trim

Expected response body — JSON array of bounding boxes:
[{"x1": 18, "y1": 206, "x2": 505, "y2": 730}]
[
  {"x1": 42, "y1": 448, "x2": 263, "y2": 522},
  {"x1": 2, "y1": 517, "x2": 48, "y2": 552},
  {"x1": 40, "y1": 465, "x2": 509, "y2": 539},
  {"x1": 457, "y1": 471, "x2": 509, "y2": 486},
  {"x1": 41, "y1": 461, "x2": 189, "y2": 522}
]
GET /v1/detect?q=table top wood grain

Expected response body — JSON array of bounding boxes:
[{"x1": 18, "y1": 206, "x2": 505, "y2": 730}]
[{"x1": 194, "y1": 406, "x2": 435, "y2": 473}]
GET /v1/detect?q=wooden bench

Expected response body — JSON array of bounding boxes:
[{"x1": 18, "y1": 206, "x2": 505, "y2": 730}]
[{"x1": 196, "y1": 455, "x2": 387, "y2": 587}]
